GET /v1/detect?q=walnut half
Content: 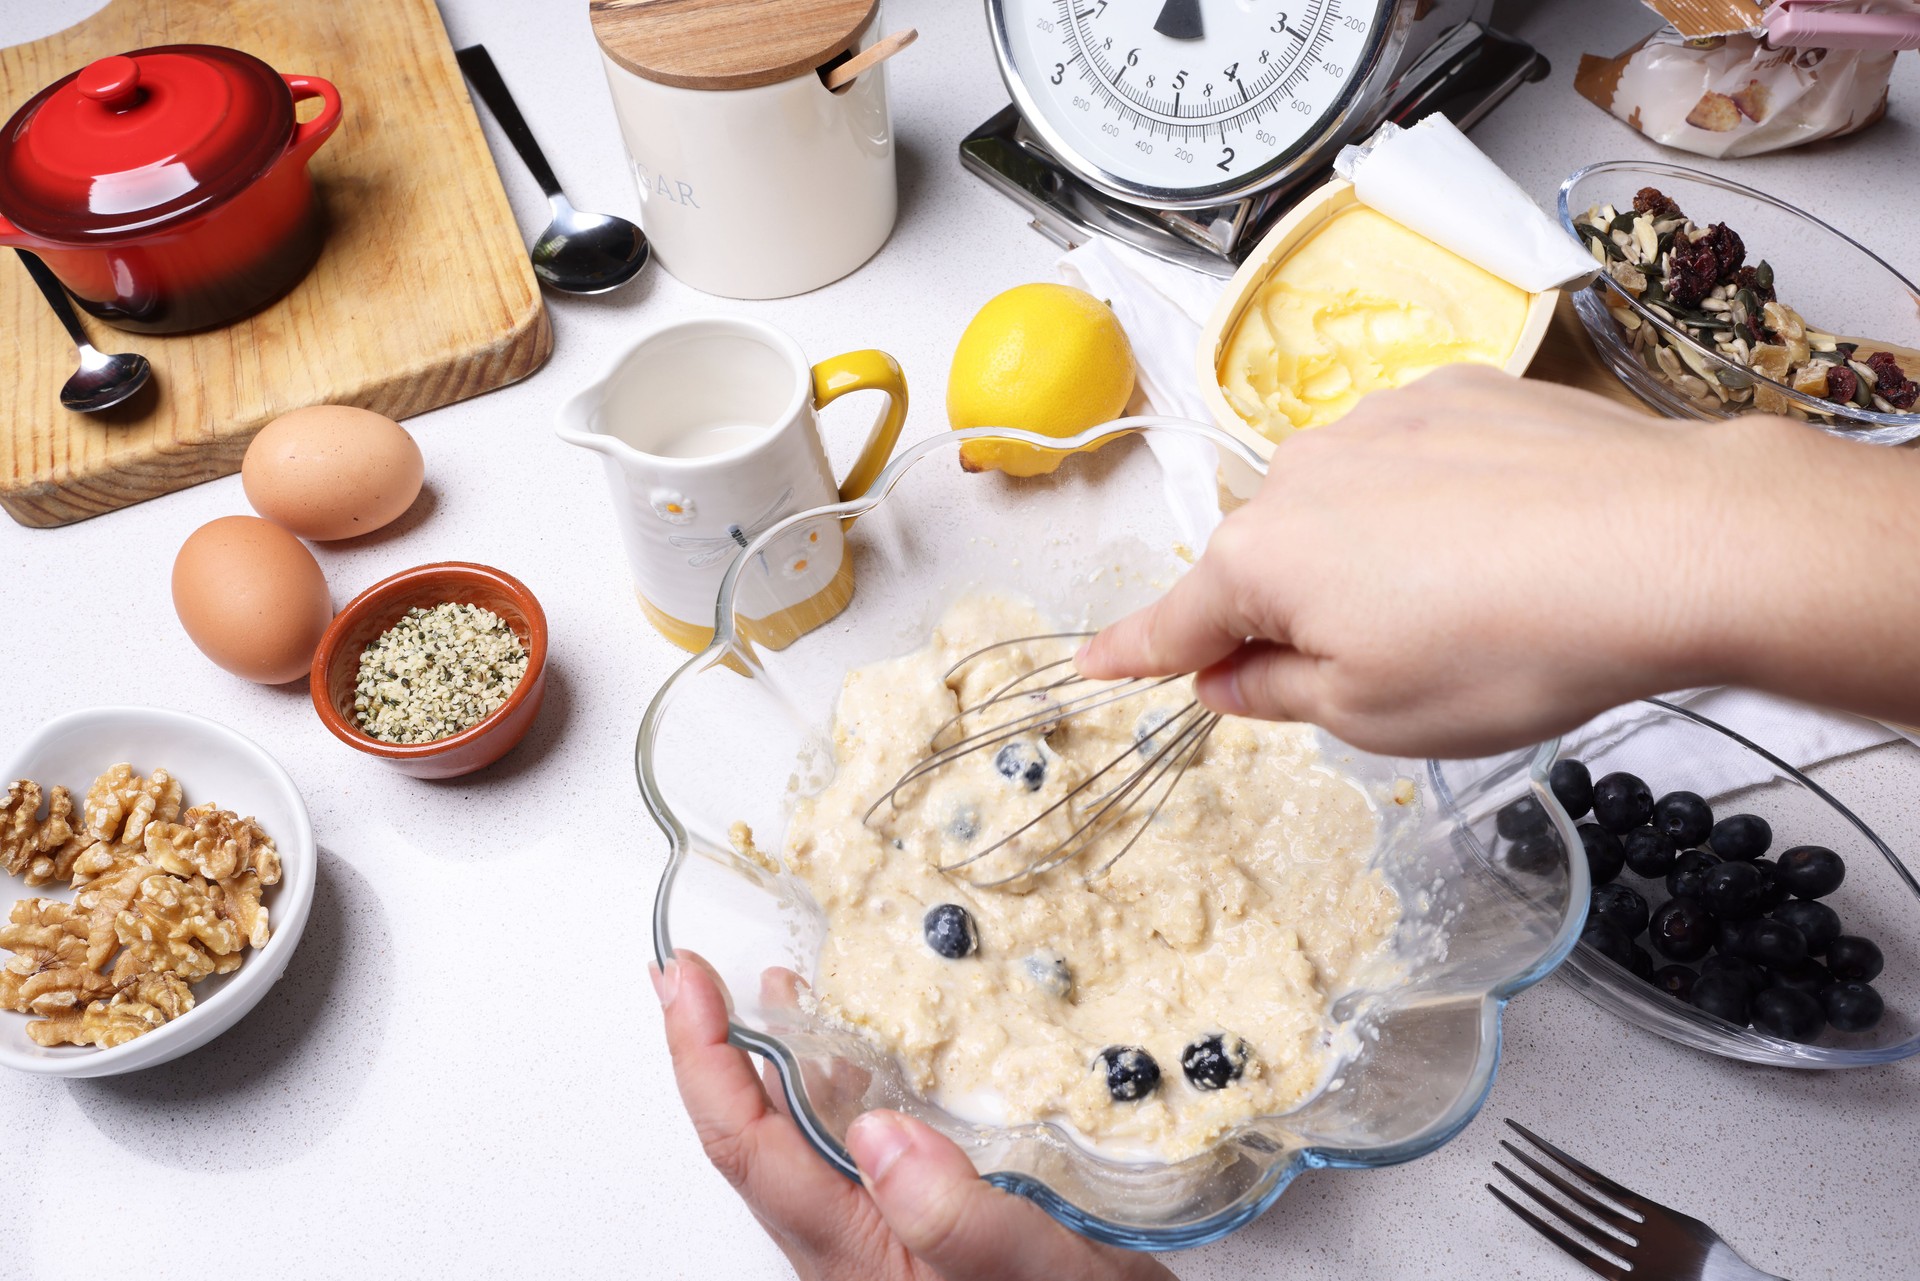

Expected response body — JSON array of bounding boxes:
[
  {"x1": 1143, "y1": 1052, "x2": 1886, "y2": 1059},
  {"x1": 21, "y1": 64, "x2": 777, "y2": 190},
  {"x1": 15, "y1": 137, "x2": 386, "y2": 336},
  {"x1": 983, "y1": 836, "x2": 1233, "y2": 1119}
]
[
  {"x1": 27, "y1": 972, "x2": 196, "y2": 1049},
  {"x1": 1, "y1": 780, "x2": 92, "y2": 886}
]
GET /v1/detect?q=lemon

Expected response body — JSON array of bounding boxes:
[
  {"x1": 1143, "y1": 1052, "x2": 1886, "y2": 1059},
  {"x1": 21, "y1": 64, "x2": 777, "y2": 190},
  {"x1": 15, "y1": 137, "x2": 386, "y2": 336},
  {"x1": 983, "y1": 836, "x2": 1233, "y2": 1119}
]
[{"x1": 947, "y1": 283, "x2": 1135, "y2": 477}]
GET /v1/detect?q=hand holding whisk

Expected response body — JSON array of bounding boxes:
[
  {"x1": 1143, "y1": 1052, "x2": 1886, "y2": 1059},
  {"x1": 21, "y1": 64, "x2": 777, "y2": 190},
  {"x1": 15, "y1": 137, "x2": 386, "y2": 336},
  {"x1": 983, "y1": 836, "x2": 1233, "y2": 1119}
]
[{"x1": 862, "y1": 633, "x2": 1221, "y2": 887}]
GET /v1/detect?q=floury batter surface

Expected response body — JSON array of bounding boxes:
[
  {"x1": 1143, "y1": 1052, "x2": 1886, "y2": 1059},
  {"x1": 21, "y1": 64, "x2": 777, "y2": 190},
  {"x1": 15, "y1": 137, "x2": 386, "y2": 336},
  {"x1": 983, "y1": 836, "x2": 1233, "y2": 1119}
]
[{"x1": 783, "y1": 597, "x2": 1401, "y2": 1159}]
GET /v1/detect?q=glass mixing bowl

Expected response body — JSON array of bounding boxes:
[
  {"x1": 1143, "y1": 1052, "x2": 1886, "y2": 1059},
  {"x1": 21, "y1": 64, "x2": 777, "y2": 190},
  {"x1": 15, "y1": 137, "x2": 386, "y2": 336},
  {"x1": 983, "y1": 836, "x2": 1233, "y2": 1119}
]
[
  {"x1": 1557, "y1": 160, "x2": 1920, "y2": 444},
  {"x1": 1556, "y1": 698, "x2": 1920, "y2": 1067},
  {"x1": 640, "y1": 419, "x2": 1587, "y2": 1249}
]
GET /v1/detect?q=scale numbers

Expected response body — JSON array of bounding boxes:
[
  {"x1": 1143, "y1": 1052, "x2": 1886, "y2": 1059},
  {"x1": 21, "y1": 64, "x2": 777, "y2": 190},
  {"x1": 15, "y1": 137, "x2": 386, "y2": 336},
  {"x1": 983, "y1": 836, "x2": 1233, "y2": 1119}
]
[{"x1": 993, "y1": 0, "x2": 1390, "y2": 204}]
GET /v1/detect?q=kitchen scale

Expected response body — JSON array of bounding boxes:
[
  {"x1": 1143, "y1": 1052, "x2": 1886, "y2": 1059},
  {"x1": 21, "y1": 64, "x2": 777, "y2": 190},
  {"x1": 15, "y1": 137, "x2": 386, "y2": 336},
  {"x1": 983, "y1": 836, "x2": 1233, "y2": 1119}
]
[{"x1": 961, "y1": 0, "x2": 1549, "y2": 275}]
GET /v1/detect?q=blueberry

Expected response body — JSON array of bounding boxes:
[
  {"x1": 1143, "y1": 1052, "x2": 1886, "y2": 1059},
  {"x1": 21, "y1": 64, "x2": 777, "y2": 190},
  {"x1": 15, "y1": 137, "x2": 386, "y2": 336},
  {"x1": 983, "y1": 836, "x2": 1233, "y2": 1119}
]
[
  {"x1": 1649, "y1": 896, "x2": 1718, "y2": 962},
  {"x1": 1591, "y1": 772, "x2": 1654, "y2": 833},
  {"x1": 1581, "y1": 919, "x2": 1636, "y2": 968},
  {"x1": 1652, "y1": 964, "x2": 1697, "y2": 1001},
  {"x1": 1180, "y1": 1034, "x2": 1249, "y2": 1091},
  {"x1": 1751, "y1": 987, "x2": 1824, "y2": 1042},
  {"x1": 1133, "y1": 708, "x2": 1174, "y2": 754},
  {"x1": 1825, "y1": 935, "x2": 1884, "y2": 983},
  {"x1": 1023, "y1": 951, "x2": 1072, "y2": 998},
  {"x1": 946, "y1": 810, "x2": 980, "y2": 842},
  {"x1": 1701, "y1": 860, "x2": 1767, "y2": 920},
  {"x1": 923, "y1": 903, "x2": 977, "y2": 959},
  {"x1": 1715, "y1": 917, "x2": 1747, "y2": 956},
  {"x1": 1701, "y1": 953, "x2": 1769, "y2": 996},
  {"x1": 1750, "y1": 857, "x2": 1792, "y2": 912},
  {"x1": 992, "y1": 741, "x2": 1047, "y2": 791},
  {"x1": 1579, "y1": 823, "x2": 1624, "y2": 886},
  {"x1": 1769, "y1": 957, "x2": 1833, "y2": 997},
  {"x1": 1667, "y1": 849, "x2": 1721, "y2": 900},
  {"x1": 1497, "y1": 795, "x2": 1551, "y2": 841},
  {"x1": 1690, "y1": 970, "x2": 1753, "y2": 1025},
  {"x1": 1737, "y1": 917, "x2": 1808, "y2": 966},
  {"x1": 1628, "y1": 945, "x2": 1655, "y2": 981},
  {"x1": 1097, "y1": 1045, "x2": 1161, "y2": 1101},
  {"x1": 1776, "y1": 845, "x2": 1845, "y2": 899},
  {"x1": 1550, "y1": 759, "x2": 1593, "y2": 819},
  {"x1": 1506, "y1": 833, "x2": 1560, "y2": 875},
  {"x1": 1652, "y1": 790, "x2": 1714, "y2": 848},
  {"x1": 1622, "y1": 825, "x2": 1678, "y2": 878},
  {"x1": 1821, "y1": 980, "x2": 1884, "y2": 1033},
  {"x1": 1770, "y1": 900, "x2": 1841, "y2": 955},
  {"x1": 1591, "y1": 883, "x2": 1649, "y2": 939},
  {"x1": 1708, "y1": 813, "x2": 1771, "y2": 861}
]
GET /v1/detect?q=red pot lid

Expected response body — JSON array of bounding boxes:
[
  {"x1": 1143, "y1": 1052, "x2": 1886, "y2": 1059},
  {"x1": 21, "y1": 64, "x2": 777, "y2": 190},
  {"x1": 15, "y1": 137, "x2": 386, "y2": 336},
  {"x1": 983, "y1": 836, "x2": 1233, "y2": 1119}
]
[{"x1": 0, "y1": 44, "x2": 294, "y2": 241}]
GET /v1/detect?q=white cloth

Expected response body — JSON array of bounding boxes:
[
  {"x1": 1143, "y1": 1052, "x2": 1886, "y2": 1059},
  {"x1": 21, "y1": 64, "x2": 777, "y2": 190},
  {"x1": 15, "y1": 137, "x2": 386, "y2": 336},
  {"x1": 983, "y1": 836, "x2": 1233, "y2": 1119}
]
[{"x1": 1055, "y1": 238, "x2": 1901, "y2": 777}]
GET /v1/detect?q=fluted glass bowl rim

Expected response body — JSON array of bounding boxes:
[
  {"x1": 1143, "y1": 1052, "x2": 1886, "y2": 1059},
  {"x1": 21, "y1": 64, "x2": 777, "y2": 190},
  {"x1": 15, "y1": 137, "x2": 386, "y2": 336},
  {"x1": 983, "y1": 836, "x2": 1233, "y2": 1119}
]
[
  {"x1": 638, "y1": 418, "x2": 1586, "y2": 1249},
  {"x1": 1556, "y1": 159, "x2": 1920, "y2": 444},
  {"x1": 1558, "y1": 697, "x2": 1920, "y2": 1067}
]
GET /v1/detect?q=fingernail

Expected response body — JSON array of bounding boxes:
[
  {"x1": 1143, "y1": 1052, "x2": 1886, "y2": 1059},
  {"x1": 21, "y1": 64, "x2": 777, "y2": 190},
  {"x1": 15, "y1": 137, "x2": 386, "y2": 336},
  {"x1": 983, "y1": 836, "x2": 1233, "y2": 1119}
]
[
  {"x1": 1073, "y1": 642, "x2": 1092, "y2": 668},
  {"x1": 650, "y1": 959, "x2": 680, "y2": 1010},
  {"x1": 1196, "y1": 665, "x2": 1247, "y2": 715},
  {"x1": 847, "y1": 1111, "x2": 911, "y2": 1182}
]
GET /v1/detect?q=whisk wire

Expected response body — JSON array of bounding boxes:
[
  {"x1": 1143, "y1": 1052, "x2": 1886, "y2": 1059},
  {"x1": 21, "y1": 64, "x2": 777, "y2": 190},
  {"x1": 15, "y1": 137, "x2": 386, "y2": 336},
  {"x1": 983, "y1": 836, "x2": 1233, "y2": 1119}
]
[
  {"x1": 866, "y1": 633, "x2": 1223, "y2": 884},
  {"x1": 1014, "y1": 702, "x2": 1217, "y2": 883}
]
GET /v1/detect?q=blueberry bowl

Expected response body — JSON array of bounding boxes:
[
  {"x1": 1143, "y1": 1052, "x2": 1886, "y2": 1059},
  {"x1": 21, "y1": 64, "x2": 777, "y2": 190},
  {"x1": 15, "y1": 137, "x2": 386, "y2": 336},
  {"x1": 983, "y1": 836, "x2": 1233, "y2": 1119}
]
[
  {"x1": 639, "y1": 419, "x2": 1589, "y2": 1248},
  {"x1": 1555, "y1": 699, "x2": 1920, "y2": 1067}
]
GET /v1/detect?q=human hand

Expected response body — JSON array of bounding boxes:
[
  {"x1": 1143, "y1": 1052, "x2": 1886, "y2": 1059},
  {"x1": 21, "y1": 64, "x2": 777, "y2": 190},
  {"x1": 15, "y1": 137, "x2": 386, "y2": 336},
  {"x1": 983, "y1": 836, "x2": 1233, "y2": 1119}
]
[
  {"x1": 655, "y1": 949, "x2": 1177, "y2": 1281},
  {"x1": 1081, "y1": 366, "x2": 1821, "y2": 757}
]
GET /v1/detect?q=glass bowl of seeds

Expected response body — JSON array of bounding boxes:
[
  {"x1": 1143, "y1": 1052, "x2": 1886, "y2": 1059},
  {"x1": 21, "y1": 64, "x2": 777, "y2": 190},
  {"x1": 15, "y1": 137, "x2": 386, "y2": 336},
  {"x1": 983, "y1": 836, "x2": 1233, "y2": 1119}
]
[
  {"x1": 1557, "y1": 159, "x2": 1920, "y2": 445},
  {"x1": 309, "y1": 562, "x2": 548, "y2": 778}
]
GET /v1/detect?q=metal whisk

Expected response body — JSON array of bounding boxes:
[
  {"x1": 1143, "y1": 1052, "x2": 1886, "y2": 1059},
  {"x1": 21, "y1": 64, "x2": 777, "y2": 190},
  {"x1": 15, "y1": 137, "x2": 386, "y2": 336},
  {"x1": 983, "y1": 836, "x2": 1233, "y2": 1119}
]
[{"x1": 862, "y1": 633, "x2": 1221, "y2": 887}]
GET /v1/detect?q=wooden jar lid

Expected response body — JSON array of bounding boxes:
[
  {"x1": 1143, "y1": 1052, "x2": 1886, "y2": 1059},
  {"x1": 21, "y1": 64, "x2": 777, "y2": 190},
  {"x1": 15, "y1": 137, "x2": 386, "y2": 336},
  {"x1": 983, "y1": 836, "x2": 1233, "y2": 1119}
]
[{"x1": 590, "y1": 0, "x2": 878, "y2": 91}]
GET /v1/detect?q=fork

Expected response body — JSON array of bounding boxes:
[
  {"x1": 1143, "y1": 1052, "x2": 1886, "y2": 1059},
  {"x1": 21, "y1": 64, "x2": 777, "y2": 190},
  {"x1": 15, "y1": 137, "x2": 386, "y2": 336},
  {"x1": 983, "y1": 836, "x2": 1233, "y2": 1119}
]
[{"x1": 1487, "y1": 1119, "x2": 1789, "y2": 1280}]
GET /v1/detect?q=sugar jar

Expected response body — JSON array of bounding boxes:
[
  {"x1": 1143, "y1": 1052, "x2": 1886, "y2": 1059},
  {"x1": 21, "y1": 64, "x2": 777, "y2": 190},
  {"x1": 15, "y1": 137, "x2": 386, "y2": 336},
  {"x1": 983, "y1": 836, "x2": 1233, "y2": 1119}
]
[{"x1": 590, "y1": 0, "x2": 899, "y2": 300}]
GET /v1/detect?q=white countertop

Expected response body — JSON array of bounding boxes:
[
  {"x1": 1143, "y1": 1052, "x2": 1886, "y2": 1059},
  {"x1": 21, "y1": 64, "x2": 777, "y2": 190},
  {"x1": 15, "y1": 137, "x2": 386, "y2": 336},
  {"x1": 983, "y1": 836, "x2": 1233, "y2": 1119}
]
[{"x1": 4, "y1": 2, "x2": 1917, "y2": 1278}]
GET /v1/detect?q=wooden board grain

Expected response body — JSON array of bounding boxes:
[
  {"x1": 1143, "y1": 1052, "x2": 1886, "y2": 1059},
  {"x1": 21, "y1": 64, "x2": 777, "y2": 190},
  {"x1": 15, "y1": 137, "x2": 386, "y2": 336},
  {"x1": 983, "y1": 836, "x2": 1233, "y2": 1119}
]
[{"x1": 0, "y1": 0, "x2": 550, "y2": 529}]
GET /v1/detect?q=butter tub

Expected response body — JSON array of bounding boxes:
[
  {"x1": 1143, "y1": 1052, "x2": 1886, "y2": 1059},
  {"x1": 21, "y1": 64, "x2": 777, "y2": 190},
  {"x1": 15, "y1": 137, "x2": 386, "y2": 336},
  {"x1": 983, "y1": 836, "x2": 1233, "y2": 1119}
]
[{"x1": 1196, "y1": 179, "x2": 1559, "y2": 499}]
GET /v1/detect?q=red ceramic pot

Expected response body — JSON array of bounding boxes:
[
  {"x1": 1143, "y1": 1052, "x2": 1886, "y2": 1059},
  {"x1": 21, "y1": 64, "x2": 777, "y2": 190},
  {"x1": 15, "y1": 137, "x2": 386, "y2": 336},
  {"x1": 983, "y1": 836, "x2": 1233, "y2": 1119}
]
[{"x1": 0, "y1": 45, "x2": 342, "y2": 334}]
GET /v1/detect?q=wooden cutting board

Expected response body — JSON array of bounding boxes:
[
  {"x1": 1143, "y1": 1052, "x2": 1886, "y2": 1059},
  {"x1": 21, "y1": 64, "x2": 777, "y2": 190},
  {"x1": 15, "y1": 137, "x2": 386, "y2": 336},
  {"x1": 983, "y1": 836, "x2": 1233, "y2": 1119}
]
[{"x1": 0, "y1": 0, "x2": 550, "y2": 529}]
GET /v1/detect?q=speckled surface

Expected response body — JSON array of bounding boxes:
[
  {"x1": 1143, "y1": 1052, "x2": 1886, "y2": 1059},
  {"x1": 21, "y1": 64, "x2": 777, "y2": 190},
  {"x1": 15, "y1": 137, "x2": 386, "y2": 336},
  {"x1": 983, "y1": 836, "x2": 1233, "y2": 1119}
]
[{"x1": 2, "y1": 1, "x2": 1916, "y2": 1277}]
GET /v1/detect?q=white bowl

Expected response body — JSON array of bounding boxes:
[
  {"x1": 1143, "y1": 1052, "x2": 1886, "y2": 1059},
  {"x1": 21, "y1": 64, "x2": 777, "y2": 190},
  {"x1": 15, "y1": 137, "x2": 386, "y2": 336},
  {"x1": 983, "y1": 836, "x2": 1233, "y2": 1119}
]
[{"x1": 0, "y1": 707, "x2": 316, "y2": 1077}]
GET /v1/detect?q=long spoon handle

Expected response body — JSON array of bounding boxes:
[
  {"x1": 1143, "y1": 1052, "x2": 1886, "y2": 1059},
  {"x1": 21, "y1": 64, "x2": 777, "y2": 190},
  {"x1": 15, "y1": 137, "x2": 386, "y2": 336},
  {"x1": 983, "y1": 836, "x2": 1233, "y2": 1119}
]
[
  {"x1": 823, "y1": 28, "x2": 917, "y2": 92},
  {"x1": 455, "y1": 45, "x2": 565, "y2": 199},
  {"x1": 14, "y1": 249, "x2": 93, "y2": 350}
]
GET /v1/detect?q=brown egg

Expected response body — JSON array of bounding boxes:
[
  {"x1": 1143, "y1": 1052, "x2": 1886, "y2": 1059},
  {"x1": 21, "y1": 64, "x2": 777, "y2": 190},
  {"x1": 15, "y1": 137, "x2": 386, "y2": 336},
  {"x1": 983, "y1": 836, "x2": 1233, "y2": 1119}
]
[
  {"x1": 242, "y1": 405, "x2": 425, "y2": 540},
  {"x1": 173, "y1": 516, "x2": 334, "y2": 684}
]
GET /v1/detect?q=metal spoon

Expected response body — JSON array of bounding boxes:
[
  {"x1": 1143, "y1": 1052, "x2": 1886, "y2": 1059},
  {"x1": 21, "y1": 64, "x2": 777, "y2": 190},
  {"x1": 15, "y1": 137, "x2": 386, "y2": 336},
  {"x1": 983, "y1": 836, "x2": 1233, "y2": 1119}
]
[
  {"x1": 455, "y1": 45, "x2": 649, "y2": 295},
  {"x1": 14, "y1": 249, "x2": 153, "y2": 413}
]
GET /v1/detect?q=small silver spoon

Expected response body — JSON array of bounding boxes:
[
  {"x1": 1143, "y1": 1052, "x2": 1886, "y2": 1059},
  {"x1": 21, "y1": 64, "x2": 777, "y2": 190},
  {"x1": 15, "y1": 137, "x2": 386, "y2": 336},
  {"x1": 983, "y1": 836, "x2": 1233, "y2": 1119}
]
[
  {"x1": 15, "y1": 249, "x2": 152, "y2": 413},
  {"x1": 456, "y1": 45, "x2": 650, "y2": 295}
]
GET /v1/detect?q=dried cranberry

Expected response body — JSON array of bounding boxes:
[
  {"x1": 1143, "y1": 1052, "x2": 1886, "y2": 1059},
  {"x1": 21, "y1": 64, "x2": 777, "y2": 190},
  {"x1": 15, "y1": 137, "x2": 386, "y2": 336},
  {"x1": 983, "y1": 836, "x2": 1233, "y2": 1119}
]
[
  {"x1": 1827, "y1": 364, "x2": 1860, "y2": 405},
  {"x1": 1666, "y1": 238, "x2": 1720, "y2": 306},
  {"x1": 1634, "y1": 187, "x2": 1682, "y2": 218},
  {"x1": 1732, "y1": 265, "x2": 1775, "y2": 305},
  {"x1": 1700, "y1": 223, "x2": 1745, "y2": 278},
  {"x1": 1866, "y1": 352, "x2": 1918, "y2": 410}
]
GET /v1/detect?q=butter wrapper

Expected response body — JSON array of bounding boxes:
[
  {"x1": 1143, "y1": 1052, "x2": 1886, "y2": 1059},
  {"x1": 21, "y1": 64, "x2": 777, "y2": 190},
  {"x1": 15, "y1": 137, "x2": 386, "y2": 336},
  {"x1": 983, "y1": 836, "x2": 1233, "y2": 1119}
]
[{"x1": 1333, "y1": 115, "x2": 1596, "y2": 294}]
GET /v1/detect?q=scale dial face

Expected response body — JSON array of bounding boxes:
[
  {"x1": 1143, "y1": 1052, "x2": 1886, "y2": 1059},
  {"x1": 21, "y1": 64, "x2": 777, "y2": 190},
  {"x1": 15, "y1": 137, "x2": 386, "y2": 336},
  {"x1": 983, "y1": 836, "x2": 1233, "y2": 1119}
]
[{"x1": 991, "y1": 0, "x2": 1401, "y2": 208}]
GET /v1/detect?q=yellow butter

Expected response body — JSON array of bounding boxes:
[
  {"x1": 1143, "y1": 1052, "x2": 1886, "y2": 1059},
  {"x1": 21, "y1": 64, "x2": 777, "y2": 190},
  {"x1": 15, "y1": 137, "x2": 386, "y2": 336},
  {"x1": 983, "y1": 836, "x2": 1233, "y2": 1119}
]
[{"x1": 1218, "y1": 206, "x2": 1529, "y2": 439}]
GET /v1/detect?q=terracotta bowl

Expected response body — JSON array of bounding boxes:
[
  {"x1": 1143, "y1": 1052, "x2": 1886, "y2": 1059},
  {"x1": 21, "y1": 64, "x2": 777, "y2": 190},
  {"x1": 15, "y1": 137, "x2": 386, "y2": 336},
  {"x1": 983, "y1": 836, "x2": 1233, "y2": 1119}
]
[{"x1": 310, "y1": 562, "x2": 548, "y2": 779}]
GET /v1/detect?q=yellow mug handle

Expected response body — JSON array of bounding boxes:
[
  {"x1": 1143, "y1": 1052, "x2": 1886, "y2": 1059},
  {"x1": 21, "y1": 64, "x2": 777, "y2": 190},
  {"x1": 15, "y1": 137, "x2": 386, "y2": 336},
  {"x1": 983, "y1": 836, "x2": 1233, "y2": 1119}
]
[{"x1": 811, "y1": 350, "x2": 908, "y2": 502}]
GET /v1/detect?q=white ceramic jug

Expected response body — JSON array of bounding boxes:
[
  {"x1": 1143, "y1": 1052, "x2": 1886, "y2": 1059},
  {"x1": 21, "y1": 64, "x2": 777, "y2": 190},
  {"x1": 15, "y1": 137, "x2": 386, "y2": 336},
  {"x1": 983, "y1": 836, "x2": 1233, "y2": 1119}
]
[{"x1": 555, "y1": 315, "x2": 907, "y2": 652}]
